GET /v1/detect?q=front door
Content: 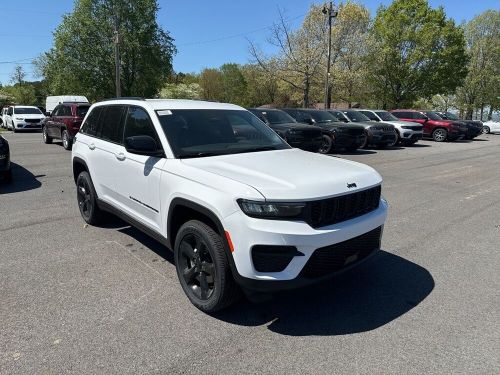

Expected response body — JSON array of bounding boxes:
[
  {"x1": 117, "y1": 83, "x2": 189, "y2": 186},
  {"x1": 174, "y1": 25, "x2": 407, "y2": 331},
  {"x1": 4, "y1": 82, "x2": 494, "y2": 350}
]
[{"x1": 114, "y1": 106, "x2": 165, "y2": 232}]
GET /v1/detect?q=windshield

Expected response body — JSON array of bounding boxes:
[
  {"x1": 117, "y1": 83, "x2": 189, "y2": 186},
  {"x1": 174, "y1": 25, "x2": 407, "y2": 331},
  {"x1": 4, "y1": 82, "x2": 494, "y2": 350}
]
[
  {"x1": 425, "y1": 112, "x2": 443, "y2": 120},
  {"x1": 14, "y1": 107, "x2": 43, "y2": 115},
  {"x1": 77, "y1": 105, "x2": 90, "y2": 118},
  {"x1": 344, "y1": 110, "x2": 370, "y2": 122},
  {"x1": 263, "y1": 110, "x2": 296, "y2": 124},
  {"x1": 443, "y1": 112, "x2": 459, "y2": 120},
  {"x1": 157, "y1": 109, "x2": 289, "y2": 158},
  {"x1": 308, "y1": 110, "x2": 338, "y2": 123},
  {"x1": 375, "y1": 111, "x2": 399, "y2": 121}
]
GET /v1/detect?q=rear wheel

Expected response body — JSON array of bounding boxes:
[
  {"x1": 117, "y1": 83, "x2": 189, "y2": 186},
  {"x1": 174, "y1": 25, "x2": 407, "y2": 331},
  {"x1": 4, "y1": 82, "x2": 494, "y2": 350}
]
[
  {"x1": 174, "y1": 220, "x2": 240, "y2": 313},
  {"x1": 482, "y1": 126, "x2": 490, "y2": 134},
  {"x1": 432, "y1": 128, "x2": 447, "y2": 142},
  {"x1": 62, "y1": 129, "x2": 72, "y2": 150},
  {"x1": 318, "y1": 135, "x2": 333, "y2": 154},
  {"x1": 42, "y1": 127, "x2": 52, "y2": 144},
  {"x1": 76, "y1": 171, "x2": 103, "y2": 225}
]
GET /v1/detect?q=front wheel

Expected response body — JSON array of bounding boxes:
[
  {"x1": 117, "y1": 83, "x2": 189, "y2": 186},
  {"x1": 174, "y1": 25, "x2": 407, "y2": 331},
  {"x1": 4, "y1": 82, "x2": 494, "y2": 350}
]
[
  {"x1": 318, "y1": 135, "x2": 333, "y2": 154},
  {"x1": 174, "y1": 220, "x2": 240, "y2": 313},
  {"x1": 62, "y1": 129, "x2": 72, "y2": 150},
  {"x1": 432, "y1": 128, "x2": 447, "y2": 142},
  {"x1": 482, "y1": 126, "x2": 490, "y2": 134}
]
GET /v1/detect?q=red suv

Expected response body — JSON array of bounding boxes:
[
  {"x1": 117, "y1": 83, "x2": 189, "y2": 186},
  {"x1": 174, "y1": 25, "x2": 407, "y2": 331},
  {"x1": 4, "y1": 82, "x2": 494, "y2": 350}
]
[
  {"x1": 390, "y1": 109, "x2": 467, "y2": 142},
  {"x1": 42, "y1": 102, "x2": 91, "y2": 150}
]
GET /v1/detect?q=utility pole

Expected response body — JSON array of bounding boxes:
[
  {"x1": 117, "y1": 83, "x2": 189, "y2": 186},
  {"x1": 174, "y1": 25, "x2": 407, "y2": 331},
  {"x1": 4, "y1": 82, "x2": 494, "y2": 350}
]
[
  {"x1": 114, "y1": 14, "x2": 121, "y2": 98},
  {"x1": 323, "y1": 2, "x2": 338, "y2": 109}
]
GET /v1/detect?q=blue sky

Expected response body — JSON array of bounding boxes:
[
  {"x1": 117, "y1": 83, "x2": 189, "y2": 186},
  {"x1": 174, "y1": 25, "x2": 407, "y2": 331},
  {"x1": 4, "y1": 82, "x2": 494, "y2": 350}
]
[{"x1": 0, "y1": 0, "x2": 498, "y2": 85}]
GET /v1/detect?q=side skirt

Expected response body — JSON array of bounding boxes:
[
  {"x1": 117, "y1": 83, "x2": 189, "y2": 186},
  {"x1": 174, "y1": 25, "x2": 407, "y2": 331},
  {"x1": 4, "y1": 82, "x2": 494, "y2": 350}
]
[{"x1": 97, "y1": 199, "x2": 172, "y2": 249}]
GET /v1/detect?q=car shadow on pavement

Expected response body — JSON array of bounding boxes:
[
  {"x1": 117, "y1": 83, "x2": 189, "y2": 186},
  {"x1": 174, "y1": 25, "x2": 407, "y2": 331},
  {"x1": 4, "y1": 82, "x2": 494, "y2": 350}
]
[
  {"x1": 215, "y1": 250, "x2": 434, "y2": 336},
  {"x1": 336, "y1": 149, "x2": 377, "y2": 155},
  {"x1": 407, "y1": 143, "x2": 432, "y2": 147},
  {"x1": 0, "y1": 162, "x2": 42, "y2": 194}
]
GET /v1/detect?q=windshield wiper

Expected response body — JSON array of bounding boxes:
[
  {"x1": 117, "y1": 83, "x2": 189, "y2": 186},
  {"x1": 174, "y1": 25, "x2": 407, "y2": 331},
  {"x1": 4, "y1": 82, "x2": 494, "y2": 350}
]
[{"x1": 232, "y1": 146, "x2": 278, "y2": 154}]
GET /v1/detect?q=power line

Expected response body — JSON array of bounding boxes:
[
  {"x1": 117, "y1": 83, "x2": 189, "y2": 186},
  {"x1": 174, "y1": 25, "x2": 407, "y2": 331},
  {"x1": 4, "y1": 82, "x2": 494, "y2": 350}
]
[{"x1": 176, "y1": 13, "x2": 306, "y2": 47}]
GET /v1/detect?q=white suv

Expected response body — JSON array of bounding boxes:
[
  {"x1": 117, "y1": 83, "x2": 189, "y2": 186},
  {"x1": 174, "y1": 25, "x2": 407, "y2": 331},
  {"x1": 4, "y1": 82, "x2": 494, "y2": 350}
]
[
  {"x1": 4, "y1": 105, "x2": 45, "y2": 132},
  {"x1": 357, "y1": 109, "x2": 423, "y2": 145},
  {"x1": 72, "y1": 99, "x2": 388, "y2": 312}
]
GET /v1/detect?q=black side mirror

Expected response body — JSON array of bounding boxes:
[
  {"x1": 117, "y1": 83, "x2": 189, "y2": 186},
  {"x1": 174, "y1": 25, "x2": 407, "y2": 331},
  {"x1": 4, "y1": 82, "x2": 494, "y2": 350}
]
[
  {"x1": 423, "y1": 116, "x2": 429, "y2": 123},
  {"x1": 125, "y1": 135, "x2": 164, "y2": 157}
]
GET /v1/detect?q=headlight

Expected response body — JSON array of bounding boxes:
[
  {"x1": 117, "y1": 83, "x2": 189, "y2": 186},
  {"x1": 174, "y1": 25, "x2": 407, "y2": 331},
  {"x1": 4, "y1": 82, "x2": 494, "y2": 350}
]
[
  {"x1": 15, "y1": 117, "x2": 24, "y2": 120},
  {"x1": 238, "y1": 199, "x2": 305, "y2": 218}
]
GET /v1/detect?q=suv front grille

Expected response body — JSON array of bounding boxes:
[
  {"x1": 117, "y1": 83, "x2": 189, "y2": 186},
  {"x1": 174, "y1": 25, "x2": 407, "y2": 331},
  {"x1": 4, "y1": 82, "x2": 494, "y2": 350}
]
[
  {"x1": 25, "y1": 119, "x2": 41, "y2": 123},
  {"x1": 299, "y1": 226, "x2": 382, "y2": 278},
  {"x1": 373, "y1": 125, "x2": 393, "y2": 132},
  {"x1": 306, "y1": 185, "x2": 381, "y2": 228}
]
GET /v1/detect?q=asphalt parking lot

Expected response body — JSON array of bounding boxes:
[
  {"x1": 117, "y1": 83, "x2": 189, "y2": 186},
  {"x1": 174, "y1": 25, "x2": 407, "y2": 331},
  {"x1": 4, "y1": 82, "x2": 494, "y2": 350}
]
[{"x1": 1, "y1": 131, "x2": 499, "y2": 374}]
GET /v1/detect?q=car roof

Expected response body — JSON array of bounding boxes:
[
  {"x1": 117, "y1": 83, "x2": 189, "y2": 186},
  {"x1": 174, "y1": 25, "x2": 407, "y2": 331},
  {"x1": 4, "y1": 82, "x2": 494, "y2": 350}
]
[
  {"x1": 13, "y1": 105, "x2": 39, "y2": 108},
  {"x1": 93, "y1": 98, "x2": 244, "y2": 111}
]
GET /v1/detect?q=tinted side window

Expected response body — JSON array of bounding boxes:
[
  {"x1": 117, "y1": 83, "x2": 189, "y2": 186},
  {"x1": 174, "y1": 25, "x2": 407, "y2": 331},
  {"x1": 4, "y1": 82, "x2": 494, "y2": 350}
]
[
  {"x1": 99, "y1": 105, "x2": 126, "y2": 144},
  {"x1": 60, "y1": 106, "x2": 72, "y2": 116},
  {"x1": 123, "y1": 107, "x2": 159, "y2": 143},
  {"x1": 80, "y1": 107, "x2": 103, "y2": 137},
  {"x1": 391, "y1": 111, "x2": 403, "y2": 118},
  {"x1": 52, "y1": 106, "x2": 61, "y2": 117},
  {"x1": 361, "y1": 111, "x2": 378, "y2": 121}
]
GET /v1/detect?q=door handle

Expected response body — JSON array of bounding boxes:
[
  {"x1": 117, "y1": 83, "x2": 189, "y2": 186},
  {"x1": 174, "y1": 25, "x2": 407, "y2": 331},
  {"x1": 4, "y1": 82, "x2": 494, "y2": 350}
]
[
  {"x1": 115, "y1": 153, "x2": 126, "y2": 161},
  {"x1": 88, "y1": 143, "x2": 95, "y2": 150}
]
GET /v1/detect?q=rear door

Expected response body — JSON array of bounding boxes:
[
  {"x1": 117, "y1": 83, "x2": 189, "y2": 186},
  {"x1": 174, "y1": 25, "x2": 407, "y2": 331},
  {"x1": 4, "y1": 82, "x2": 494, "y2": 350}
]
[
  {"x1": 81, "y1": 105, "x2": 127, "y2": 205},
  {"x1": 46, "y1": 105, "x2": 61, "y2": 138},
  {"x1": 113, "y1": 106, "x2": 165, "y2": 231}
]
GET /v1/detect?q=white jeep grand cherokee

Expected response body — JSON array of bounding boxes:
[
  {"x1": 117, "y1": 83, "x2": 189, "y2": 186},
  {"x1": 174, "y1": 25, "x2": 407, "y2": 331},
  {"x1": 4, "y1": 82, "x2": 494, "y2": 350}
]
[{"x1": 72, "y1": 98, "x2": 388, "y2": 312}]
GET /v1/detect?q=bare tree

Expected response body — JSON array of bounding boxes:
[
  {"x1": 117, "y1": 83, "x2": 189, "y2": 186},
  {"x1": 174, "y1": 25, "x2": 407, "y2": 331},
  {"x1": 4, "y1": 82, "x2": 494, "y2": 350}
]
[
  {"x1": 249, "y1": 7, "x2": 327, "y2": 107},
  {"x1": 10, "y1": 65, "x2": 26, "y2": 86}
]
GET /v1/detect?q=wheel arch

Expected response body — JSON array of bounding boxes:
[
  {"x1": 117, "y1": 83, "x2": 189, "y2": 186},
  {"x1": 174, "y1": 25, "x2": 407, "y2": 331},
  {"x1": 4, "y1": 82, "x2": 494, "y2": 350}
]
[
  {"x1": 72, "y1": 157, "x2": 89, "y2": 183},
  {"x1": 167, "y1": 198, "x2": 237, "y2": 273}
]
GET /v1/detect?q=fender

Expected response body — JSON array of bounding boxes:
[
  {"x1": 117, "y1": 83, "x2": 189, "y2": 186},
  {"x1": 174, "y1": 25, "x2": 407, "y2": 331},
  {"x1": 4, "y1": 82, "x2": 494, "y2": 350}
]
[
  {"x1": 167, "y1": 197, "x2": 240, "y2": 277},
  {"x1": 72, "y1": 156, "x2": 90, "y2": 183}
]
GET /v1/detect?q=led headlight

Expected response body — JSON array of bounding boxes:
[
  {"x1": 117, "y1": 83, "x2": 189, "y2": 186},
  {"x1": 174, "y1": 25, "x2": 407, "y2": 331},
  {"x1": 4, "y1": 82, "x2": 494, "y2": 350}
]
[{"x1": 238, "y1": 199, "x2": 305, "y2": 219}]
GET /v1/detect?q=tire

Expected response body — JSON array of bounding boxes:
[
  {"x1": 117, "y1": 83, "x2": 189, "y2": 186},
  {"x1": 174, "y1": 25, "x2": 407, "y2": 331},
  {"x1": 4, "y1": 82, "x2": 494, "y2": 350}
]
[
  {"x1": 482, "y1": 126, "x2": 490, "y2": 134},
  {"x1": 174, "y1": 220, "x2": 240, "y2": 313},
  {"x1": 432, "y1": 128, "x2": 447, "y2": 142},
  {"x1": 42, "y1": 127, "x2": 53, "y2": 144},
  {"x1": 12, "y1": 126, "x2": 17, "y2": 133},
  {"x1": 62, "y1": 129, "x2": 72, "y2": 150},
  {"x1": 318, "y1": 134, "x2": 333, "y2": 154},
  {"x1": 360, "y1": 131, "x2": 369, "y2": 149},
  {"x1": 76, "y1": 171, "x2": 103, "y2": 225}
]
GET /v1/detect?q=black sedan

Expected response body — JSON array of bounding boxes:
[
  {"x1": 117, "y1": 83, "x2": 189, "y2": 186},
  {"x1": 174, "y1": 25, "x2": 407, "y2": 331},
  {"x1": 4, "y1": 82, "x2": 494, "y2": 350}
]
[
  {"x1": 435, "y1": 111, "x2": 483, "y2": 140},
  {"x1": 248, "y1": 108, "x2": 323, "y2": 152},
  {"x1": 0, "y1": 134, "x2": 12, "y2": 183},
  {"x1": 281, "y1": 108, "x2": 366, "y2": 153},
  {"x1": 329, "y1": 109, "x2": 398, "y2": 149}
]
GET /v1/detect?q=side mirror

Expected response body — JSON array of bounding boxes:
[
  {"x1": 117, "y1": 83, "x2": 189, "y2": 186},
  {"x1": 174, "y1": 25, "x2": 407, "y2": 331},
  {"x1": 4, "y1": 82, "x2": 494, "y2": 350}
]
[
  {"x1": 423, "y1": 116, "x2": 429, "y2": 123},
  {"x1": 125, "y1": 135, "x2": 164, "y2": 157}
]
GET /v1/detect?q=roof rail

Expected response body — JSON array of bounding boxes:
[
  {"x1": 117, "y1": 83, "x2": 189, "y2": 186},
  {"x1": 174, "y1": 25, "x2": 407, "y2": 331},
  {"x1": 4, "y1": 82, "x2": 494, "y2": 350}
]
[{"x1": 99, "y1": 97, "x2": 145, "y2": 102}]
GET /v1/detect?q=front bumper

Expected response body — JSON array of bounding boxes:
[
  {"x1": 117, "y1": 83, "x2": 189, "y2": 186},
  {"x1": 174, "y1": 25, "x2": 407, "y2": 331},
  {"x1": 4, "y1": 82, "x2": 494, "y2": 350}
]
[
  {"x1": 400, "y1": 130, "x2": 423, "y2": 141},
  {"x1": 14, "y1": 121, "x2": 42, "y2": 130},
  {"x1": 223, "y1": 199, "x2": 388, "y2": 290},
  {"x1": 367, "y1": 131, "x2": 398, "y2": 146},
  {"x1": 287, "y1": 137, "x2": 323, "y2": 152},
  {"x1": 334, "y1": 133, "x2": 366, "y2": 149}
]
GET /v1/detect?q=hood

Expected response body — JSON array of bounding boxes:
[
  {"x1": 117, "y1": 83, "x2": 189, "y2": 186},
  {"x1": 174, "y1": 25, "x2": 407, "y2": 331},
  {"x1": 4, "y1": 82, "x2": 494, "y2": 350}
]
[
  {"x1": 383, "y1": 120, "x2": 421, "y2": 127},
  {"x1": 270, "y1": 122, "x2": 318, "y2": 132},
  {"x1": 181, "y1": 148, "x2": 382, "y2": 201},
  {"x1": 14, "y1": 114, "x2": 45, "y2": 120}
]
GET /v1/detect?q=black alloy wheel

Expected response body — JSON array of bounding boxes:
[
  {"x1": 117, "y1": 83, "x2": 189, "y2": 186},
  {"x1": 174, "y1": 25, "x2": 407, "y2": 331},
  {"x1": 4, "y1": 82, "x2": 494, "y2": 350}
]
[
  {"x1": 318, "y1": 134, "x2": 333, "y2": 154},
  {"x1": 178, "y1": 232, "x2": 216, "y2": 301}
]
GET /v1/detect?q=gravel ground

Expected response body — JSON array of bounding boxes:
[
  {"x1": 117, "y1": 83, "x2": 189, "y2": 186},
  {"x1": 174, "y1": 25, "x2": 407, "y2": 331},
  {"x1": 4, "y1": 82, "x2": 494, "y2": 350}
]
[{"x1": 1, "y1": 131, "x2": 499, "y2": 374}]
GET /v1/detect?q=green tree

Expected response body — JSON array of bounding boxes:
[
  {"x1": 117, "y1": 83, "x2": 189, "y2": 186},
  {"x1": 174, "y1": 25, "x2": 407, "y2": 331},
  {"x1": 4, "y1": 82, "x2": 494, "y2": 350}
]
[
  {"x1": 199, "y1": 68, "x2": 223, "y2": 101},
  {"x1": 456, "y1": 10, "x2": 500, "y2": 119},
  {"x1": 35, "y1": 0, "x2": 176, "y2": 101},
  {"x1": 220, "y1": 63, "x2": 247, "y2": 105},
  {"x1": 10, "y1": 65, "x2": 26, "y2": 86},
  {"x1": 367, "y1": 0, "x2": 467, "y2": 108}
]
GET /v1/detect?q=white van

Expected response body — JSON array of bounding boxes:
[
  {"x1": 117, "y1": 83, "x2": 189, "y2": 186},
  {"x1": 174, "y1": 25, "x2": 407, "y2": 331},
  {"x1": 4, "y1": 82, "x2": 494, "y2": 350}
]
[{"x1": 46, "y1": 96, "x2": 89, "y2": 115}]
